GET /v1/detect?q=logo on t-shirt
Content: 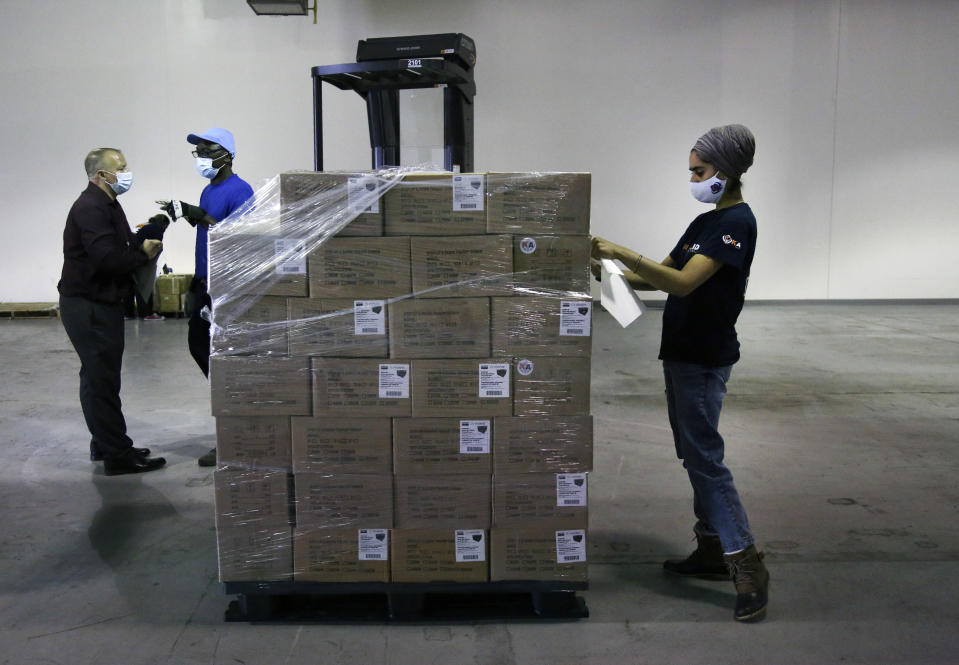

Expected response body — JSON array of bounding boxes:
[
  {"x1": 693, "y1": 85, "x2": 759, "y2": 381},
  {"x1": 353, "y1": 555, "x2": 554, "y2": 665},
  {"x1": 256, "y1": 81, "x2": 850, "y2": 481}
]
[
  {"x1": 682, "y1": 243, "x2": 701, "y2": 253},
  {"x1": 722, "y1": 235, "x2": 741, "y2": 249}
]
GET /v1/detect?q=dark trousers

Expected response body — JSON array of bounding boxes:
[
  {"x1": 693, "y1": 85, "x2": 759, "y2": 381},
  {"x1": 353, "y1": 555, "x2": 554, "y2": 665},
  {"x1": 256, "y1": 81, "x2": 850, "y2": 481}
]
[
  {"x1": 187, "y1": 280, "x2": 212, "y2": 378},
  {"x1": 59, "y1": 295, "x2": 135, "y2": 460}
]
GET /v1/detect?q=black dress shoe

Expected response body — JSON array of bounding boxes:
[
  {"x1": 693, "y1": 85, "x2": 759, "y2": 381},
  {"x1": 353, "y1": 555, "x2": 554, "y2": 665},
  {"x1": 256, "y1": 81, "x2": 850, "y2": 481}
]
[
  {"x1": 103, "y1": 455, "x2": 166, "y2": 476},
  {"x1": 90, "y1": 444, "x2": 151, "y2": 462}
]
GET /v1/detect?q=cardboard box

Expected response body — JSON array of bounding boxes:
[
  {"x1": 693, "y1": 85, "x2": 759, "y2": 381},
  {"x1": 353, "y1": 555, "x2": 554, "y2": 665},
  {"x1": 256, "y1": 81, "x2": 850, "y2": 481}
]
[
  {"x1": 411, "y1": 359, "x2": 513, "y2": 418},
  {"x1": 391, "y1": 528, "x2": 489, "y2": 583},
  {"x1": 491, "y1": 297, "x2": 592, "y2": 358},
  {"x1": 293, "y1": 527, "x2": 390, "y2": 582},
  {"x1": 307, "y1": 236, "x2": 411, "y2": 299},
  {"x1": 294, "y1": 473, "x2": 394, "y2": 530},
  {"x1": 393, "y1": 474, "x2": 491, "y2": 529},
  {"x1": 512, "y1": 357, "x2": 591, "y2": 416},
  {"x1": 493, "y1": 416, "x2": 593, "y2": 474},
  {"x1": 312, "y1": 358, "x2": 412, "y2": 417},
  {"x1": 279, "y1": 171, "x2": 384, "y2": 237},
  {"x1": 214, "y1": 469, "x2": 292, "y2": 528},
  {"x1": 389, "y1": 297, "x2": 491, "y2": 358},
  {"x1": 410, "y1": 235, "x2": 513, "y2": 298},
  {"x1": 215, "y1": 416, "x2": 292, "y2": 471},
  {"x1": 383, "y1": 173, "x2": 486, "y2": 236},
  {"x1": 211, "y1": 295, "x2": 289, "y2": 356},
  {"x1": 210, "y1": 356, "x2": 312, "y2": 416},
  {"x1": 217, "y1": 522, "x2": 294, "y2": 582},
  {"x1": 392, "y1": 417, "x2": 492, "y2": 475},
  {"x1": 486, "y1": 172, "x2": 591, "y2": 235},
  {"x1": 157, "y1": 293, "x2": 181, "y2": 314},
  {"x1": 291, "y1": 416, "x2": 392, "y2": 474},
  {"x1": 490, "y1": 526, "x2": 588, "y2": 582},
  {"x1": 492, "y1": 473, "x2": 589, "y2": 528},
  {"x1": 511, "y1": 235, "x2": 591, "y2": 296},
  {"x1": 288, "y1": 298, "x2": 389, "y2": 358},
  {"x1": 208, "y1": 233, "x2": 309, "y2": 298}
]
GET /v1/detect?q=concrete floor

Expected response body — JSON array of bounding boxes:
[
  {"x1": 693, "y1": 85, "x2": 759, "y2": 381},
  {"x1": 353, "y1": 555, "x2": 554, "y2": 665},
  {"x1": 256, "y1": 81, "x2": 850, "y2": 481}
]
[{"x1": 1, "y1": 303, "x2": 957, "y2": 665}]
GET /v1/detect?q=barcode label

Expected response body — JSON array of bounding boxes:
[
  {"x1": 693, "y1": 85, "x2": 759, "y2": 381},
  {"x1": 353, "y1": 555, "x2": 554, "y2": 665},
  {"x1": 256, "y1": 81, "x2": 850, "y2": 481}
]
[
  {"x1": 461, "y1": 554, "x2": 480, "y2": 560},
  {"x1": 280, "y1": 266, "x2": 300, "y2": 274},
  {"x1": 566, "y1": 328, "x2": 583, "y2": 335},
  {"x1": 355, "y1": 300, "x2": 385, "y2": 336},
  {"x1": 556, "y1": 473, "x2": 588, "y2": 507},
  {"x1": 348, "y1": 176, "x2": 380, "y2": 213},
  {"x1": 379, "y1": 364, "x2": 410, "y2": 399},
  {"x1": 560, "y1": 301, "x2": 592, "y2": 337},
  {"x1": 555, "y1": 529, "x2": 587, "y2": 564},
  {"x1": 365, "y1": 553, "x2": 382, "y2": 559},
  {"x1": 459, "y1": 203, "x2": 477, "y2": 209},
  {"x1": 485, "y1": 390, "x2": 503, "y2": 396},
  {"x1": 563, "y1": 499, "x2": 580, "y2": 505},
  {"x1": 385, "y1": 390, "x2": 402, "y2": 397},
  {"x1": 452, "y1": 175, "x2": 484, "y2": 212},
  {"x1": 274, "y1": 239, "x2": 307, "y2": 275},
  {"x1": 455, "y1": 529, "x2": 486, "y2": 562},
  {"x1": 460, "y1": 420, "x2": 490, "y2": 454},
  {"x1": 357, "y1": 528, "x2": 389, "y2": 561},
  {"x1": 361, "y1": 327, "x2": 378, "y2": 333},
  {"x1": 563, "y1": 555, "x2": 580, "y2": 561},
  {"x1": 478, "y1": 363, "x2": 509, "y2": 398}
]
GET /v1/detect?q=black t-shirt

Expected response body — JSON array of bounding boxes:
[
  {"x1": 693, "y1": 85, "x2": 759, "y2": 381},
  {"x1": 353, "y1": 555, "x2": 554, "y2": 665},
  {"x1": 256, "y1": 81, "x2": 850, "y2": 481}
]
[{"x1": 659, "y1": 202, "x2": 757, "y2": 367}]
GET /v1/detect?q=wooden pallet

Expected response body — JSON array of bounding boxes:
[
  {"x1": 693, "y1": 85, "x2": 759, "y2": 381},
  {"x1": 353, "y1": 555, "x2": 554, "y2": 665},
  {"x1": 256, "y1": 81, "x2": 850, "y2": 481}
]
[{"x1": 0, "y1": 302, "x2": 59, "y2": 319}]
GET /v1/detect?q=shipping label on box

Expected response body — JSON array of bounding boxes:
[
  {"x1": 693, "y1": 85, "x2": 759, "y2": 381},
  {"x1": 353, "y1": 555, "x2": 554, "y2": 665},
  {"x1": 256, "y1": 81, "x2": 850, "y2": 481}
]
[
  {"x1": 209, "y1": 233, "x2": 309, "y2": 298},
  {"x1": 294, "y1": 473, "x2": 394, "y2": 530},
  {"x1": 291, "y1": 416, "x2": 392, "y2": 474},
  {"x1": 216, "y1": 416, "x2": 292, "y2": 471},
  {"x1": 288, "y1": 298, "x2": 388, "y2": 358},
  {"x1": 493, "y1": 415, "x2": 593, "y2": 474},
  {"x1": 411, "y1": 359, "x2": 512, "y2": 418},
  {"x1": 312, "y1": 358, "x2": 411, "y2": 417},
  {"x1": 279, "y1": 172, "x2": 384, "y2": 237},
  {"x1": 210, "y1": 356, "x2": 312, "y2": 416},
  {"x1": 307, "y1": 236, "x2": 411, "y2": 299},
  {"x1": 513, "y1": 356, "x2": 591, "y2": 416},
  {"x1": 392, "y1": 417, "x2": 492, "y2": 475},
  {"x1": 492, "y1": 473, "x2": 589, "y2": 528},
  {"x1": 511, "y1": 235, "x2": 591, "y2": 296},
  {"x1": 389, "y1": 297, "x2": 491, "y2": 358},
  {"x1": 212, "y1": 295, "x2": 289, "y2": 356},
  {"x1": 491, "y1": 297, "x2": 592, "y2": 358},
  {"x1": 393, "y1": 474, "x2": 492, "y2": 529},
  {"x1": 217, "y1": 522, "x2": 293, "y2": 582},
  {"x1": 489, "y1": 526, "x2": 588, "y2": 582},
  {"x1": 486, "y1": 172, "x2": 591, "y2": 236},
  {"x1": 384, "y1": 173, "x2": 486, "y2": 236},
  {"x1": 214, "y1": 469, "x2": 292, "y2": 528},
  {"x1": 293, "y1": 527, "x2": 390, "y2": 582},
  {"x1": 390, "y1": 528, "x2": 489, "y2": 583},
  {"x1": 410, "y1": 235, "x2": 513, "y2": 298}
]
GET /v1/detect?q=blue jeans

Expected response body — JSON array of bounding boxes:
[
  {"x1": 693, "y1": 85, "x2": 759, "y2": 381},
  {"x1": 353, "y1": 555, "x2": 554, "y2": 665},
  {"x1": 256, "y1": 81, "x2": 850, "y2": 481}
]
[{"x1": 663, "y1": 360, "x2": 754, "y2": 553}]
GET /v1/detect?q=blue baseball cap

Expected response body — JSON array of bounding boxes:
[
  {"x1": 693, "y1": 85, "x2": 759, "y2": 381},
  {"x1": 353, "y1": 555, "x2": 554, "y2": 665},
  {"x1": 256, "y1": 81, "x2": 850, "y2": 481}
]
[{"x1": 187, "y1": 127, "x2": 235, "y2": 156}]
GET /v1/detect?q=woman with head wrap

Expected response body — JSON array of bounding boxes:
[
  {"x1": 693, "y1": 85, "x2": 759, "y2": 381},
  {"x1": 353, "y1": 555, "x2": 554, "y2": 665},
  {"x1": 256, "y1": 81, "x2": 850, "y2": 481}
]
[{"x1": 592, "y1": 124, "x2": 769, "y2": 622}]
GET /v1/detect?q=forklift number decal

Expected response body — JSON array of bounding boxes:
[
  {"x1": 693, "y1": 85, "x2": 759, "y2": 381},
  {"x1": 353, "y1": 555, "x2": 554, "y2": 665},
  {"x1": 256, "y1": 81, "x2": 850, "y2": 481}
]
[{"x1": 407, "y1": 59, "x2": 422, "y2": 68}]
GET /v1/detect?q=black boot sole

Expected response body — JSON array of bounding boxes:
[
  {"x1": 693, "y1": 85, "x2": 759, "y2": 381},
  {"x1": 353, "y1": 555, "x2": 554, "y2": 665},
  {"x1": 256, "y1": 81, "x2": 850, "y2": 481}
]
[{"x1": 664, "y1": 568, "x2": 732, "y2": 581}]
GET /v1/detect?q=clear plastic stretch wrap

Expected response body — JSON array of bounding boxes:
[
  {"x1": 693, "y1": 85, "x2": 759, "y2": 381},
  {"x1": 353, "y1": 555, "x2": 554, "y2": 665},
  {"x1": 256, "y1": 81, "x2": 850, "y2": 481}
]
[{"x1": 209, "y1": 170, "x2": 591, "y2": 584}]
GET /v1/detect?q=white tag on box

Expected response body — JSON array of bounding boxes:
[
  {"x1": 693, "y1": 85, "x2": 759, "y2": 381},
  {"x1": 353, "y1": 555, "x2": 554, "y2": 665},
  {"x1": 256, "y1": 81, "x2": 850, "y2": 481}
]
[
  {"x1": 478, "y1": 363, "x2": 510, "y2": 398},
  {"x1": 357, "y1": 529, "x2": 389, "y2": 561},
  {"x1": 354, "y1": 300, "x2": 385, "y2": 335},
  {"x1": 348, "y1": 176, "x2": 380, "y2": 214},
  {"x1": 452, "y1": 174, "x2": 484, "y2": 212},
  {"x1": 378, "y1": 363, "x2": 410, "y2": 399},
  {"x1": 274, "y1": 238, "x2": 307, "y2": 275},
  {"x1": 556, "y1": 473, "x2": 588, "y2": 507},
  {"x1": 459, "y1": 420, "x2": 491, "y2": 454},
  {"x1": 555, "y1": 529, "x2": 587, "y2": 564},
  {"x1": 559, "y1": 301, "x2": 592, "y2": 337},
  {"x1": 455, "y1": 529, "x2": 486, "y2": 562}
]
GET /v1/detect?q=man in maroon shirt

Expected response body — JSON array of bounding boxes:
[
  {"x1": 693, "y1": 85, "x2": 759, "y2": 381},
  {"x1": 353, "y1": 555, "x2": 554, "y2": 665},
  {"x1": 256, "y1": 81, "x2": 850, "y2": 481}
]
[{"x1": 58, "y1": 148, "x2": 167, "y2": 476}]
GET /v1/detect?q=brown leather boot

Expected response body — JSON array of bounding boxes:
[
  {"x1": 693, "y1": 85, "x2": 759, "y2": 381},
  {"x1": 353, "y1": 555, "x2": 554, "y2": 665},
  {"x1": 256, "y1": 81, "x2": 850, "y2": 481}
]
[
  {"x1": 725, "y1": 545, "x2": 770, "y2": 622},
  {"x1": 663, "y1": 528, "x2": 731, "y2": 580}
]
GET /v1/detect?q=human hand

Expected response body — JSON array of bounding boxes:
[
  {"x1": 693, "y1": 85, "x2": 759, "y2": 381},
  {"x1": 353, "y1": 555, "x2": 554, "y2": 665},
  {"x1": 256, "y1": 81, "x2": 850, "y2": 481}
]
[
  {"x1": 156, "y1": 200, "x2": 207, "y2": 224},
  {"x1": 141, "y1": 239, "x2": 163, "y2": 260},
  {"x1": 591, "y1": 236, "x2": 621, "y2": 261},
  {"x1": 590, "y1": 259, "x2": 603, "y2": 282}
]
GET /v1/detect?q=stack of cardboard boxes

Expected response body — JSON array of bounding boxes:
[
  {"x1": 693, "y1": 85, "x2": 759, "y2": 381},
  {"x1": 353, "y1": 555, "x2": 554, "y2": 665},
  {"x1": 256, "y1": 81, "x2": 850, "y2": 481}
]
[
  {"x1": 153, "y1": 273, "x2": 193, "y2": 315},
  {"x1": 209, "y1": 171, "x2": 593, "y2": 584}
]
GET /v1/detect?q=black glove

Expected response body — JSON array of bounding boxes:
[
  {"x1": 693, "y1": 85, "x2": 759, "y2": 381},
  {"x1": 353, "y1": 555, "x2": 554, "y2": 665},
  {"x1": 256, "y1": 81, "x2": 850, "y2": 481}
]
[{"x1": 156, "y1": 200, "x2": 207, "y2": 225}]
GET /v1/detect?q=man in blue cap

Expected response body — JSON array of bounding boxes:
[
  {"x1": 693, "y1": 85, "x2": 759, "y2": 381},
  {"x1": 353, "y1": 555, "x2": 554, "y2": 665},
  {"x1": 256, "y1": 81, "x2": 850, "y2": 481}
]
[{"x1": 159, "y1": 127, "x2": 253, "y2": 467}]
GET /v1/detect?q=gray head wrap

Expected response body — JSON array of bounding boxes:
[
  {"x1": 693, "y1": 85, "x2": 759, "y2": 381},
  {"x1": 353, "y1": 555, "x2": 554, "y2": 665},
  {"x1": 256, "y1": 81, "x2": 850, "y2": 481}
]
[{"x1": 692, "y1": 124, "x2": 756, "y2": 180}]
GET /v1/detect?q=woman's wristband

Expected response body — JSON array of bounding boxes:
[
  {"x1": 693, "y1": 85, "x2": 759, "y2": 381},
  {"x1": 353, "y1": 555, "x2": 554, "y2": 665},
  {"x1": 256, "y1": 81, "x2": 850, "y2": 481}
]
[{"x1": 634, "y1": 254, "x2": 644, "y2": 273}]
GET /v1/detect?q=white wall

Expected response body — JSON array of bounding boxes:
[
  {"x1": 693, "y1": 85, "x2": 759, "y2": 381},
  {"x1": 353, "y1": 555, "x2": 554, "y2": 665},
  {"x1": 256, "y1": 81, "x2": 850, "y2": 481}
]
[{"x1": 1, "y1": 0, "x2": 956, "y2": 302}]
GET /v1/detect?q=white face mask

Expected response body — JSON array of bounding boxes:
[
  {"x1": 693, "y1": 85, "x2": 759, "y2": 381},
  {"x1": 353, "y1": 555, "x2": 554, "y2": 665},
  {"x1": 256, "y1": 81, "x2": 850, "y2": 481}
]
[
  {"x1": 195, "y1": 157, "x2": 222, "y2": 179},
  {"x1": 105, "y1": 170, "x2": 134, "y2": 195},
  {"x1": 690, "y1": 173, "x2": 726, "y2": 204}
]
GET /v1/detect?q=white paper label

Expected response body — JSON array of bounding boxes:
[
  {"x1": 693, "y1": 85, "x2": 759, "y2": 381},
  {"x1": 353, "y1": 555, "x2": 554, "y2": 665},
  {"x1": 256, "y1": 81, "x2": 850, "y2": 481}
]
[
  {"x1": 274, "y1": 238, "x2": 306, "y2": 275},
  {"x1": 556, "y1": 473, "x2": 588, "y2": 507},
  {"x1": 459, "y1": 420, "x2": 491, "y2": 454},
  {"x1": 378, "y1": 363, "x2": 410, "y2": 399},
  {"x1": 452, "y1": 174, "x2": 484, "y2": 211},
  {"x1": 348, "y1": 176, "x2": 380, "y2": 214},
  {"x1": 455, "y1": 529, "x2": 486, "y2": 562},
  {"x1": 358, "y1": 529, "x2": 389, "y2": 561},
  {"x1": 555, "y1": 529, "x2": 587, "y2": 564},
  {"x1": 560, "y1": 301, "x2": 592, "y2": 337},
  {"x1": 516, "y1": 358, "x2": 534, "y2": 376},
  {"x1": 478, "y1": 363, "x2": 510, "y2": 398},
  {"x1": 519, "y1": 237, "x2": 537, "y2": 254},
  {"x1": 354, "y1": 300, "x2": 385, "y2": 335}
]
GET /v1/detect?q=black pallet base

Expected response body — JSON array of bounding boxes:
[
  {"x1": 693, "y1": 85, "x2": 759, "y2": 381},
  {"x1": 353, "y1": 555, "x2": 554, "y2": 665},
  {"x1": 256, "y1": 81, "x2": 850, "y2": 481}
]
[{"x1": 224, "y1": 580, "x2": 588, "y2": 622}]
